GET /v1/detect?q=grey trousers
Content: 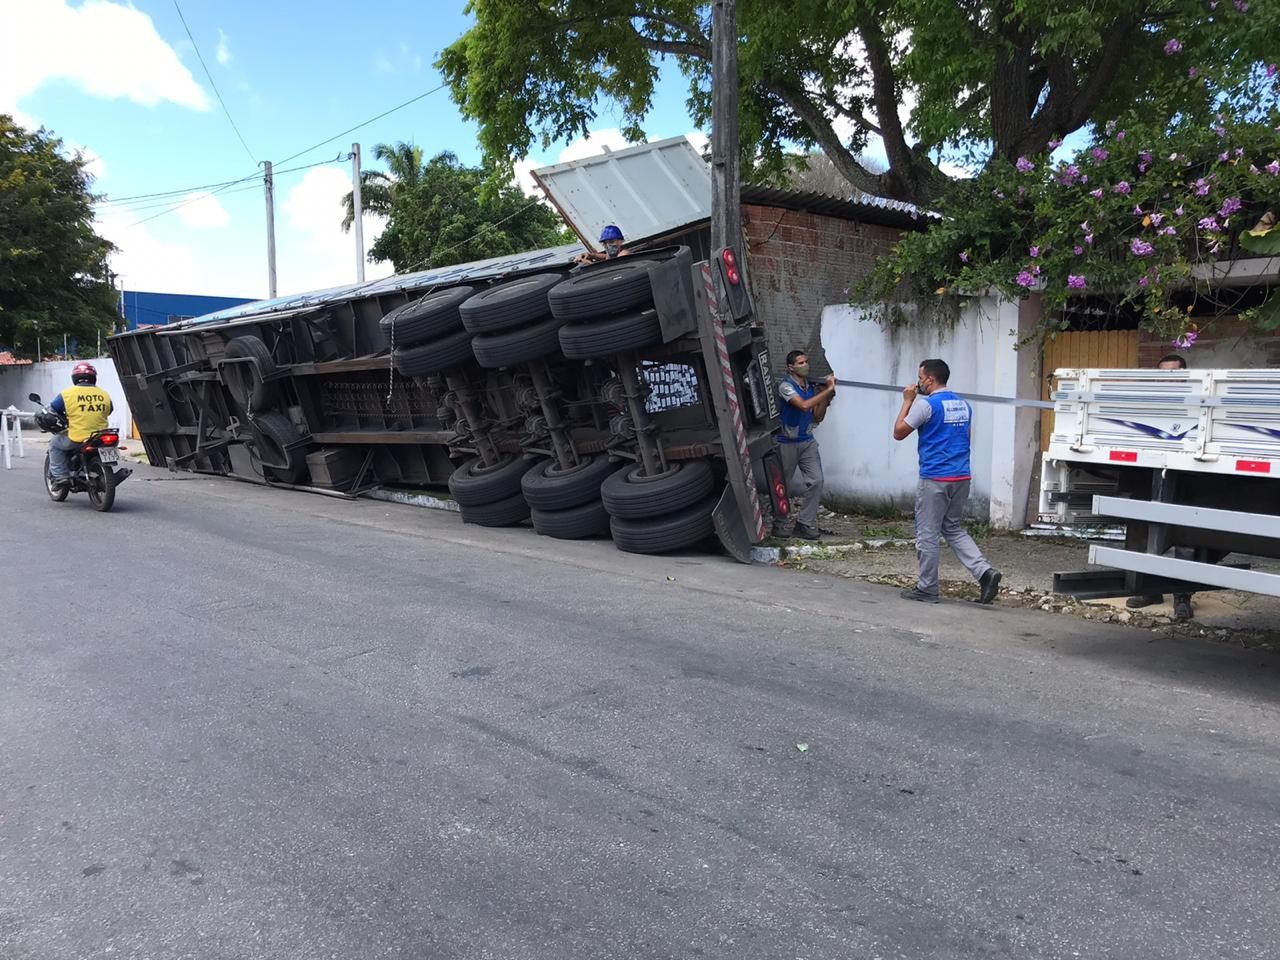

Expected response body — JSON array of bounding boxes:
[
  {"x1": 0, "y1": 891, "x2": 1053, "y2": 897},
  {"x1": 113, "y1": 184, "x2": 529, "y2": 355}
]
[
  {"x1": 915, "y1": 479, "x2": 991, "y2": 595},
  {"x1": 778, "y1": 439, "x2": 823, "y2": 528}
]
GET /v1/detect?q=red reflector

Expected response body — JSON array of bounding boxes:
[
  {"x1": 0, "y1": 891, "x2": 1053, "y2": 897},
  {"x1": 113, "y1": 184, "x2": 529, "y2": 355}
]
[
  {"x1": 1109, "y1": 450, "x2": 1138, "y2": 462},
  {"x1": 722, "y1": 248, "x2": 737, "y2": 268},
  {"x1": 82, "y1": 445, "x2": 95, "y2": 453},
  {"x1": 726, "y1": 266, "x2": 740, "y2": 286},
  {"x1": 1236, "y1": 459, "x2": 1271, "y2": 474}
]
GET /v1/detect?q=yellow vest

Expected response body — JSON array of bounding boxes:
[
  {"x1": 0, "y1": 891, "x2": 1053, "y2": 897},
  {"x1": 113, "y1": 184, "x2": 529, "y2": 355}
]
[{"x1": 59, "y1": 386, "x2": 113, "y2": 442}]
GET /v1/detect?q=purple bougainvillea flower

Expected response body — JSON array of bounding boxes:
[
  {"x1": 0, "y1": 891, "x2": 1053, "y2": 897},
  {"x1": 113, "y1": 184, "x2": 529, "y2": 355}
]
[
  {"x1": 1032, "y1": 264, "x2": 1042, "y2": 276},
  {"x1": 1074, "y1": 246, "x2": 1084, "y2": 256},
  {"x1": 1133, "y1": 205, "x2": 1145, "y2": 216},
  {"x1": 1090, "y1": 188, "x2": 1105, "y2": 199},
  {"x1": 1016, "y1": 270, "x2": 1036, "y2": 288},
  {"x1": 959, "y1": 251, "x2": 969, "y2": 263},
  {"x1": 1139, "y1": 275, "x2": 1150, "y2": 288},
  {"x1": 1029, "y1": 246, "x2": 1040, "y2": 258},
  {"x1": 1057, "y1": 163, "x2": 1081, "y2": 185},
  {"x1": 1235, "y1": 147, "x2": 1245, "y2": 156},
  {"x1": 1116, "y1": 131, "x2": 1127, "y2": 141},
  {"x1": 1085, "y1": 234, "x2": 1095, "y2": 245},
  {"x1": 1091, "y1": 147, "x2": 1110, "y2": 162},
  {"x1": 1114, "y1": 181, "x2": 1132, "y2": 194},
  {"x1": 1267, "y1": 160, "x2": 1280, "y2": 176},
  {"x1": 1049, "y1": 138, "x2": 1063, "y2": 150},
  {"x1": 1214, "y1": 126, "x2": 1227, "y2": 138},
  {"x1": 1210, "y1": 240, "x2": 1223, "y2": 254},
  {"x1": 1188, "y1": 67, "x2": 1200, "y2": 78},
  {"x1": 1067, "y1": 275, "x2": 1087, "y2": 290},
  {"x1": 1016, "y1": 156, "x2": 1035, "y2": 172},
  {"x1": 1198, "y1": 216, "x2": 1220, "y2": 231},
  {"x1": 1220, "y1": 151, "x2": 1231, "y2": 161},
  {"x1": 1234, "y1": 0, "x2": 1248, "y2": 11},
  {"x1": 1150, "y1": 212, "x2": 1165, "y2": 227},
  {"x1": 1161, "y1": 226, "x2": 1178, "y2": 237},
  {"x1": 1220, "y1": 196, "x2": 1242, "y2": 216},
  {"x1": 1164, "y1": 38, "x2": 1182, "y2": 55},
  {"x1": 1175, "y1": 205, "x2": 1185, "y2": 215},
  {"x1": 1268, "y1": 64, "x2": 1278, "y2": 78},
  {"x1": 1194, "y1": 178, "x2": 1211, "y2": 196},
  {"x1": 1130, "y1": 238, "x2": 1155, "y2": 257}
]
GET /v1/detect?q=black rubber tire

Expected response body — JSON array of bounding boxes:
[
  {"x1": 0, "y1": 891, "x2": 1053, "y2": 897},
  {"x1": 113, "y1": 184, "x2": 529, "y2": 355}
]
[
  {"x1": 520, "y1": 454, "x2": 625, "y2": 511},
  {"x1": 392, "y1": 328, "x2": 475, "y2": 376},
  {"x1": 250, "y1": 412, "x2": 309, "y2": 484},
  {"x1": 471, "y1": 314, "x2": 567, "y2": 369},
  {"x1": 44, "y1": 452, "x2": 68, "y2": 502},
  {"x1": 531, "y1": 499, "x2": 612, "y2": 539},
  {"x1": 459, "y1": 492, "x2": 531, "y2": 527},
  {"x1": 460, "y1": 273, "x2": 564, "y2": 334},
  {"x1": 448, "y1": 454, "x2": 535, "y2": 507},
  {"x1": 223, "y1": 335, "x2": 279, "y2": 413},
  {"x1": 558, "y1": 309, "x2": 663, "y2": 358},
  {"x1": 601, "y1": 459, "x2": 715, "y2": 520},
  {"x1": 379, "y1": 286, "x2": 474, "y2": 348},
  {"x1": 85, "y1": 458, "x2": 116, "y2": 512},
  {"x1": 609, "y1": 496, "x2": 716, "y2": 554},
  {"x1": 548, "y1": 259, "x2": 655, "y2": 321}
]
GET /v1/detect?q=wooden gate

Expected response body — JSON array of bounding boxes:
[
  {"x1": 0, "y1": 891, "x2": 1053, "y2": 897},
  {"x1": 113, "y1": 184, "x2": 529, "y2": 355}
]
[{"x1": 1040, "y1": 330, "x2": 1138, "y2": 450}]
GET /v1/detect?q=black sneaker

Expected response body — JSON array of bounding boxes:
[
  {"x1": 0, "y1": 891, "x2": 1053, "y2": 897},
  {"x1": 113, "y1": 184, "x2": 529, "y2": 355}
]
[
  {"x1": 792, "y1": 523, "x2": 821, "y2": 541},
  {"x1": 1126, "y1": 594, "x2": 1164, "y2": 609},
  {"x1": 900, "y1": 587, "x2": 940, "y2": 604},
  {"x1": 1173, "y1": 595, "x2": 1193, "y2": 621},
  {"x1": 978, "y1": 569, "x2": 1002, "y2": 604}
]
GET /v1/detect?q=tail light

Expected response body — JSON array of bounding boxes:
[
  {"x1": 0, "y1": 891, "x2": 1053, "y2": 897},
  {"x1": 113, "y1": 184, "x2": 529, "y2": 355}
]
[
  {"x1": 762, "y1": 452, "x2": 790, "y2": 519},
  {"x1": 722, "y1": 248, "x2": 740, "y2": 285},
  {"x1": 100, "y1": 433, "x2": 119, "y2": 446}
]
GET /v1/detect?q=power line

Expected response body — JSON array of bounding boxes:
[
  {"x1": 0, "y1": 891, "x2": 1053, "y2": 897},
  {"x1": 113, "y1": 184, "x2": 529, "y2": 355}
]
[
  {"x1": 172, "y1": 0, "x2": 256, "y2": 162},
  {"x1": 274, "y1": 83, "x2": 449, "y2": 167},
  {"x1": 94, "y1": 171, "x2": 261, "y2": 206}
]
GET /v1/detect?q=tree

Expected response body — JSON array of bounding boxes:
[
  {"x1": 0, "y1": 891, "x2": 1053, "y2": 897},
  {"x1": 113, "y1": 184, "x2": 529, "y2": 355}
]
[
  {"x1": 786, "y1": 151, "x2": 886, "y2": 198},
  {"x1": 0, "y1": 115, "x2": 117, "y2": 358},
  {"x1": 439, "y1": 1, "x2": 1278, "y2": 207},
  {"x1": 341, "y1": 145, "x2": 570, "y2": 272}
]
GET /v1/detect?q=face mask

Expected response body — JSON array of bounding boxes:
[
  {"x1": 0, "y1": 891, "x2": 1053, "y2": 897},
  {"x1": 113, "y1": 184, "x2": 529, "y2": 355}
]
[
  {"x1": 604, "y1": 241, "x2": 623, "y2": 258},
  {"x1": 792, "y1": 363, "x2": 810, "y2": 378},
  {"x1": 917, "y1": 379, "x2": 930, "y2": 395}
]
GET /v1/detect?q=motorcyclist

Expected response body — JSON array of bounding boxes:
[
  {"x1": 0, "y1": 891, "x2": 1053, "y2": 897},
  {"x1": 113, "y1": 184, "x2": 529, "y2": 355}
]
[
  {"x1": 574, "y1": 224, "x2": 631, "y2": 264},
  {"x1": 48, "y1": 361, "x2": 113, "y2": 490}
]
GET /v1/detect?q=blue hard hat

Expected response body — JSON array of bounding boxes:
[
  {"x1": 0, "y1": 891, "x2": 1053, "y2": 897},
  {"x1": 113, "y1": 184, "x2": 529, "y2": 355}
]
[{"x1": 599, "y1": 224, "x2": 624, "y2": 242}]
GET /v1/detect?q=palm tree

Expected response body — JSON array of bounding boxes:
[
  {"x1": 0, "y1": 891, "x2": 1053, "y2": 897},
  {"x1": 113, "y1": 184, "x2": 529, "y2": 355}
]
[{"x1": 340, "y1": 141, "x2": 425, "y2": 232}]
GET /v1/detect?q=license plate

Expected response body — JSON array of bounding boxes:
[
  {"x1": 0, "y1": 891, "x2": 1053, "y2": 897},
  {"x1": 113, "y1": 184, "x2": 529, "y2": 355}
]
[{"x1": 98, "y1": 448, "x2": 119, "y2": 464}]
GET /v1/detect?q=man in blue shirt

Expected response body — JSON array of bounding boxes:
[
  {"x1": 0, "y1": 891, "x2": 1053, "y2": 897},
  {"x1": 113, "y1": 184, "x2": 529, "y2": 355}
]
[
  {"x1": 776, "y1": 350, "x2": 836, "y2": 539},
  {"x1": 893, "y1": 358, "x2": 1001, "y2": 604}
]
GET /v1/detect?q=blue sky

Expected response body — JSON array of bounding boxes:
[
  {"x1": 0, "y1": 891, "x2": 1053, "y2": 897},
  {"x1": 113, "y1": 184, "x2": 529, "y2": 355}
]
[{"x1": 3, "y1": 0, "x2": 705, "y2": 299}]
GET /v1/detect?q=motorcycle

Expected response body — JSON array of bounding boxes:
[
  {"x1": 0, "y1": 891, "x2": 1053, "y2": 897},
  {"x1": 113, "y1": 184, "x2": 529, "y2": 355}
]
[{"x1": 28, "y1": 392, "x2": 132, "y2": 512}]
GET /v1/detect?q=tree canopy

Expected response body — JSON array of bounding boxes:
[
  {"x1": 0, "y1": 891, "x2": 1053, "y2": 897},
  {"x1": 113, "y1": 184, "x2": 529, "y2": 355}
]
[
  {"x1": 341, "y1": 144, "x2": 570, "y2": 272},
  {"x1": 439, "y1": 1, "x2": 1279, "y2": 207},
  {"x1": 0, "y1": 115, "x2": 117, "y2": 359}
]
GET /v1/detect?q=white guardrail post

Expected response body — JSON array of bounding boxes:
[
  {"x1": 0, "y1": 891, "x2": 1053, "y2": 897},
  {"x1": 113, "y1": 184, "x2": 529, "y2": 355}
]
[{"x1": 2, "y1": 407, "x2": 30, "y2": 469}]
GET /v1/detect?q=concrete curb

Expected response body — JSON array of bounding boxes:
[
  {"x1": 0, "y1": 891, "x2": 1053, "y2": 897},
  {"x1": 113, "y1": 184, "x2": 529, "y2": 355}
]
[
  {"x1": 366, "y1": 487, "x2": 461, "y2": 512},
  {"x1": 751, "y1": 538, "x2": 915, "y2": 564}
]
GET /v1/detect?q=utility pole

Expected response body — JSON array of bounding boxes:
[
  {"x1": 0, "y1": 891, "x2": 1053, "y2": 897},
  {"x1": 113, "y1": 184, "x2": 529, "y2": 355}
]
[
  {"x1": 352, "y1": 143, "x2": 366, "y2": 282},
  {"x1": 710, "y1": 0, "x2": 742, "y2": 255},
  {"x1": 263, "y1": 160, "x2": 278, "y2": 299}
]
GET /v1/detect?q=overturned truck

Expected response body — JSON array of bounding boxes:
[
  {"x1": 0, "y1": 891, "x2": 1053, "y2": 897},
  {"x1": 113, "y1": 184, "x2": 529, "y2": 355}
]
[{"x1": 108, "y1": 243, "x2": 791, "y2": 559}]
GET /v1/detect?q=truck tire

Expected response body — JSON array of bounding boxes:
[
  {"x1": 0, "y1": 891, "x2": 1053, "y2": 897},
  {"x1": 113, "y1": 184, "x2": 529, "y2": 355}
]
[
  {"x1": 531, "y1": 499, "x2": 612, "y2": 539},
  {"x1": 392, "y1": 328, "x2": 474, "y2": 376},
  {"x1": 548, "y1": 260, "x2": 655, "y2": 321},
  {"x1": 223, "y1": 335, "x2": 279, "y2": 413},
  {"x1": 250, "y1": 411, "x2": 309, "y2": 484},
  {"x1": 601, "y1": 459, "x2": 714, "y2": 520},
  {"x1": 609, "y1": 496, "x2": 717, "y2": 554},
  {"x1": 460, "y1": 273, "x2": 564, "y2": 334},
  {"x1": 520, "y1": 454, "x2": 624, "y2": 510},
  {"x1": 379, "y1": 286, "x2": 474, "y2": 348},
  {"x1": 448, "y1": 454, "x2": 535, "y2": 506},
  {"x1": 459, "y1": 492, "x2": 531, "y2": 527},
  {"x1": 471, "y1": 314, "x2": 566, "y2": 369},
  {"x1": 558, "y1": 309, "x2": 663, "y2": 359}
]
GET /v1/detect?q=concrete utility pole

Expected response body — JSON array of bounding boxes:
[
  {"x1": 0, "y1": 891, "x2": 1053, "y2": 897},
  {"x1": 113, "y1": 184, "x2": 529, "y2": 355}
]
[
  {"x1": 352, "y1": 143, "x2": 366, "y2": 283},
  {"x1": 263, "y1": 161, "x2": 278, "y2": 299},
  {"x1": 710, "y1": 0, "x2": 742, "y2": 254}
]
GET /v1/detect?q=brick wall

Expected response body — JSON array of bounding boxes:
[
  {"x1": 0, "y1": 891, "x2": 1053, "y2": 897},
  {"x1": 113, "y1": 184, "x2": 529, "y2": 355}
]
[
  {"x1": 1137, "y1": 317, "x2": 1280, "y2": 368},
  {"x1": 742, "y1": 203, "x2": 903, "y2": 376}
]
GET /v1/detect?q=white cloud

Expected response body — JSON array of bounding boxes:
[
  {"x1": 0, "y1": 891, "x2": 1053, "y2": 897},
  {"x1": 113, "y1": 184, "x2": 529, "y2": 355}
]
[
  {"x1": 215, "y1": 28, "x2": 232, "y2": 66},
  {"x1": 279, "y1": 166, "x2": 392, "y2": 295},
  {"x1": 177, "y1": 191, "x2": 230, "y2": 229},
  {"x1": 0, "y1": 0, "x2": 210, "y2": 116},
  {"x1": 95, "y1": 205, "x2": 211, "y2": 296}
]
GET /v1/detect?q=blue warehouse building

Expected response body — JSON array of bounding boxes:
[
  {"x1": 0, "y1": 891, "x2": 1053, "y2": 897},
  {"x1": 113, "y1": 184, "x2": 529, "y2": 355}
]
[{"x1": 120, "y1": 290, "x2": 257, "y2": 330}]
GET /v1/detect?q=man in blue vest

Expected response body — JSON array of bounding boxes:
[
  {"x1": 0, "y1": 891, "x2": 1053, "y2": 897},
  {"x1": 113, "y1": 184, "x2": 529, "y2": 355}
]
[
  {"x1": 776, "y1": 350, "x2": 836, "y2": 539},
  {"x1": 893, "y1": 358, "x2": 1002, "y2": 604}
]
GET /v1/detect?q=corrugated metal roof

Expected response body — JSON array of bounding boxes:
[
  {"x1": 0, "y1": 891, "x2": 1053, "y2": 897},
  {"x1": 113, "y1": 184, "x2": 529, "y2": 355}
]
[
  {"x1": 740, "y1": 184, "x2": 926, "y2": 229},
  {"x1": 182, "y1": 241, "x2": 586, "y2": 327},
  {"x1": 531, "y1": 136, "x2": 711, "y2": 253}
]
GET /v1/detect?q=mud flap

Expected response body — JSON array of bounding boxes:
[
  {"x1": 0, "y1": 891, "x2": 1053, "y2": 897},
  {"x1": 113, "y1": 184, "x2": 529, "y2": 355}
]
[{"x1": 712, "y1": 485, "x2": 754, "y2": 564}]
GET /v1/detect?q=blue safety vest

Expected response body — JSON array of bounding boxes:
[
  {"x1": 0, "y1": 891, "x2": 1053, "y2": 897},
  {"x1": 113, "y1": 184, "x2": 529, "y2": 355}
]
[
  {"x1": 917, "y1": 390, "x2": 972, "y2": 480},
  {"x1": 778, "y1": 377, "x2": 815, "y2": 443}
]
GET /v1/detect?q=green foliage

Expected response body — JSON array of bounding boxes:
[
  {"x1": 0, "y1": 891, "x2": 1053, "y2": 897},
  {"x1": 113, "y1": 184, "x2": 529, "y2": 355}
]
[
  {"x1": 440, "y1": 1, "x2": 1279, "y2": 206},
  {"x1": 857, "y1": 63, "x2": 1280, "y2": 342},
  {"x1": 341, "y1": 144, "x2": 569, "y2": 272},
  {"x1": 0, "y1": 115, "x2": 117, "y2": 359}
]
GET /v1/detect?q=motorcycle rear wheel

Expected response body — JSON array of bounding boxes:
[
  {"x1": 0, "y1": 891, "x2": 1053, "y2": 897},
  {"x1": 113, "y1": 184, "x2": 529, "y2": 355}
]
[
  {"x1": 43, "y1": 452, "x2": 68, "y2": 502},
  {"x1": 85, "y1": 459, "x2": 116, "y2": 512}
]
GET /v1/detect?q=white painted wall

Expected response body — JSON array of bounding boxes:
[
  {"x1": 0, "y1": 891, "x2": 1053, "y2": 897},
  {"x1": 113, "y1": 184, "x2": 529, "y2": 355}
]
[
  {"x1": 0, "y1": 357, "x2": 132, "y2": 435},
  {"x1": 814, "y1": 295, "x2": 1041, "y2": 528}
]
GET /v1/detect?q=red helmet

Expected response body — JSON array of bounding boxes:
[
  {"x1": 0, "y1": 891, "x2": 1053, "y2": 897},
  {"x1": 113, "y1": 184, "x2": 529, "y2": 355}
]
[{"x1": 72, "y1": 361, "x2": 98, "y2": 385}]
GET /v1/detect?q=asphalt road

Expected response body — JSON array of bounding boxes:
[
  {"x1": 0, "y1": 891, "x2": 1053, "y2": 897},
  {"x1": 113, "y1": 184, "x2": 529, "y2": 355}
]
[{"x1": 2, "y1": 455, "x2": 1278, "y2": 960}]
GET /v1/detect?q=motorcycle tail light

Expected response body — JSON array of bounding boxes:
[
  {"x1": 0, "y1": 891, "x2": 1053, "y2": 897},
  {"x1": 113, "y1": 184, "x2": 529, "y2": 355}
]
[
  {"x1": 100, "y1": 433, "x2": 119, "y2": 446},
  {"x1": 82, "y1": 444, "x2": 96, "y2": 453}
]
